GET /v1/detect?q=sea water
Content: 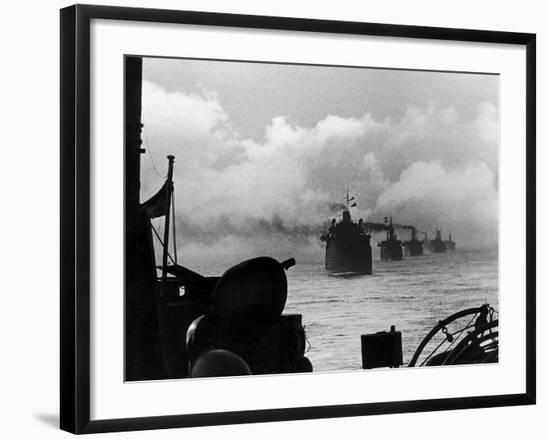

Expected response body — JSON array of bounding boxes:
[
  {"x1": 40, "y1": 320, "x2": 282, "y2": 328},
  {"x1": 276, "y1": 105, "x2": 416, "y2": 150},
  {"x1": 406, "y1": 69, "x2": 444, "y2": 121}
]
[
  {"x1": 186, "y1": 248, "x2": 498, "y2": 372},
  {"x1": 283, "y1": 249, "x2": 498, "y2": 371}
]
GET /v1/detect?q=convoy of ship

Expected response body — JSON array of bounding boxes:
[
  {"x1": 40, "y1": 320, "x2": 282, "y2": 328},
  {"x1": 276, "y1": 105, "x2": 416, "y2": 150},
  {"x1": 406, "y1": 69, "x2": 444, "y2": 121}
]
[
  {"x1": 320, "y1": 195, "x2": 458, "y2": 274},
  {"x1": 124, "y1": 57, "x2": 495, "y2": 381}
]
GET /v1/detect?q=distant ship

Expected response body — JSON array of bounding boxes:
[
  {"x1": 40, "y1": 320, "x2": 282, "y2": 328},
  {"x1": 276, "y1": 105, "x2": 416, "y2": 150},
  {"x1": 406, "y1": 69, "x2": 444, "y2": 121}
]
[
  {"x1": 430, "y1": 228, "x2": 447, "y2": 253},
  {"x1": 421, "y1": 232, "x2": 432, "y2": 252},
  {"x1": 377, "y1": 216, "x2": 403, "y2": 261},
  {"x1": 403, "y1": 227, "x2": 423, "y2": 257},
  {"x1": 445, "y1": 232, "x2": 456, "y2": 251},
  {"x1": 320, "y1": 192, "x2": 372, "y2": 275}
]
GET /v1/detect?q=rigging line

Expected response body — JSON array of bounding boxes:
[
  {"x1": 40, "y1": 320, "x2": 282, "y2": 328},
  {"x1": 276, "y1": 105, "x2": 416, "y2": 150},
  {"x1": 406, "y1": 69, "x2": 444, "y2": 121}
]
[
  {"x1": 442, "y1": 314, "x2": 478, "y2": 352},
  {"x1": 418, "y1": 313, "x2": 479, "y2": 366},
  {"x1": 419, "y1": 338, "x2": 448, "y2": 367},
  {"x1": 304, "y1": 327, "x2": 312, "y2": 354},
  {"x1": 150, "y1": 222, "x2": 175, "y2": 265},
  {"x1": 438, "y1": 313, "x2": 479, "y2": 364},
  {"x1": 419, "y1": 323, "x2": 477, "y2": 366},
  {"x1": 171, "y1": 189, "x2": 178, "y2": 265},
  {"x1": 141, "y1": 117, "x2": 164, "y2": 179}
]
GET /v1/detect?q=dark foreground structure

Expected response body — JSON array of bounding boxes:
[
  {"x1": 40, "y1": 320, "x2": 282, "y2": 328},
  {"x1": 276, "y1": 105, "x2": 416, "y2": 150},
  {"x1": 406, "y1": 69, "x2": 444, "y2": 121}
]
[
  {"x1": 361, "y1": 304, "x2": 499, "y2": 369},
  {"x1": 321, "y1": 210, "x2": 372, "y2": 275},
  {"x1": 125, "y1": 57, "x2": 311, "y2": 381}
]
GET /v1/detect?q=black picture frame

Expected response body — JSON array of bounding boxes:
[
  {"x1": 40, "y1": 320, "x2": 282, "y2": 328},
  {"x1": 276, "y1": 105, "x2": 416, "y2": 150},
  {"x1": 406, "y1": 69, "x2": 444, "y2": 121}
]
[{"x1": 60, "y1": 4, "x2": 536, "y2": 434}]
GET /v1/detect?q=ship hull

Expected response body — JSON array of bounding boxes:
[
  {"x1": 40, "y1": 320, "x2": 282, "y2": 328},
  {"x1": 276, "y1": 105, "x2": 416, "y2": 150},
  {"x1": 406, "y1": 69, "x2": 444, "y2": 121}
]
[
  {"x1": 325, "y1": 238, "x2": 372, "y2": 274},
  {"x1": 431, "y1": 239, "x2": 447, "y2": 253},
  {"x1": 380, "y1": 241, "x2": 403, "y2": 261},
  {"x1": 446, "y1": 241, "x2": 456, "y2": 251},
  {"x1": 404, "y1": 240, "x2": 424, "y2": 257}
]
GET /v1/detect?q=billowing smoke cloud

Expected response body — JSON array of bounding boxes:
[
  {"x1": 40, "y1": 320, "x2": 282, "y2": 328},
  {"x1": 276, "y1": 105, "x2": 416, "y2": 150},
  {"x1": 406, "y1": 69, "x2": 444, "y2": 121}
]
[
  {"x1": 375, "y1": 161, "x2": 498, "y2": 247},
  {"x1": 141, "y1": 80, "x2": 498, "y2": 270}
]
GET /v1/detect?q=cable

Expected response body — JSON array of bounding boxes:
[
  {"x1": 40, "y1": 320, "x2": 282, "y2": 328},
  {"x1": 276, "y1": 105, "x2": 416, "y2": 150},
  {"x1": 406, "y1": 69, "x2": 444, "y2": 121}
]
[
  {"x1": 171, "y1": 189, "x2": 178, "y2": 265},
  {"x1": 141, "y1": 117, "x2": 164, "y2": 179},
  {"x1": 150, "y1": 223, "x2": 175, "y2": 265}
]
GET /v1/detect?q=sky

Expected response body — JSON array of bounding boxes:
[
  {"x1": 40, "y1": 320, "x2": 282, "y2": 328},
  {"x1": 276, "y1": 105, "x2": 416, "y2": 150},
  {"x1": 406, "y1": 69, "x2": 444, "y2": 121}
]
[{"x1": 140, "y1": 57, "x2": 499, "y2": 271}]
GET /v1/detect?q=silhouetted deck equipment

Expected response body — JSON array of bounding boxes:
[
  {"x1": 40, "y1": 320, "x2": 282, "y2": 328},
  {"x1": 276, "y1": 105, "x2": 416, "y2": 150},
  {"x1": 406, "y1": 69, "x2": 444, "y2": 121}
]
[
  {"x1": 361, "y1": 304, "x2": 498, "y2": 369},
  {"x1": 361, "y1": 326, "x2": 403, "y2": 369},
  {"x1": 186, "y1": 257, "x2": 312, "y2": 375},
  {"x1": 408, "y1": 304, "x2": 498, "y2": 366}
]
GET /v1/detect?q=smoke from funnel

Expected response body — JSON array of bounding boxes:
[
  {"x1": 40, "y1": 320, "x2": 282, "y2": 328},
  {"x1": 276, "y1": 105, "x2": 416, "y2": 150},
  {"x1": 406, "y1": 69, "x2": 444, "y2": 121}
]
[
  {"x1": 393, "y1": 224, "x2": 415, "y2": 231},
  {"x1": 363, "y1": 222, "x2": 389, "y2": 232},
  {"x1": 329, "y1": 203, "x2": 347, "y2": 213}
]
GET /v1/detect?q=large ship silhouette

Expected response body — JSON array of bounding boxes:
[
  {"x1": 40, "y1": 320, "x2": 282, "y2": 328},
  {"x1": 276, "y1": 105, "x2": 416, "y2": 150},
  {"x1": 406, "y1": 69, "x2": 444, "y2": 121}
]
[{"x1": 320, "y1": 191, "x2": 372, "y2": 275}]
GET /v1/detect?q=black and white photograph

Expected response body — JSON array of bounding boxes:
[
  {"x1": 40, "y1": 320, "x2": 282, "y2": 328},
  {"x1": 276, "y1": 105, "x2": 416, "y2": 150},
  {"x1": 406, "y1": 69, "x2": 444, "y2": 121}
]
[
  {"x1": 0, "y1": 0, "x2": 540, "y2": 436},
  {"x1": 0, "y1": 0, "x2": 545, "y2": 435},
  {"x1": 125, "y1": 55, "x2": 499, "y2": 381}
]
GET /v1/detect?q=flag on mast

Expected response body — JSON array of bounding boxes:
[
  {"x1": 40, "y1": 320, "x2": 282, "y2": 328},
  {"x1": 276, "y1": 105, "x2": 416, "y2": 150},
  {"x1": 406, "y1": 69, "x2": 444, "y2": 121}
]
[{"x1": 140, "y1": 180, "x2": 171, "y2": 218}]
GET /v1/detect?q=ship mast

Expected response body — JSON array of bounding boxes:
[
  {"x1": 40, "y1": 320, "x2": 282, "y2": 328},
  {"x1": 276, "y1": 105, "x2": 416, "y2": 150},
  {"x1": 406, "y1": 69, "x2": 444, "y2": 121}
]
[
  {"x1": 160, "y1": 155, "x2": 175, "y2": 298},
  {"x1": 345, "y1": 189, "x2": 356, "y2": 211}
]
